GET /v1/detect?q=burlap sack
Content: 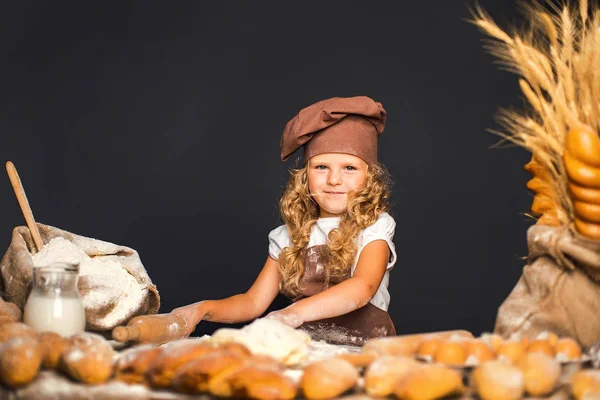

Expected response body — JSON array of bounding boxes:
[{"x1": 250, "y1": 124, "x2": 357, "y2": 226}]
[
  {"x1": 0, "y1": 223, "x2": 160, "y2": 331},
  {"x1": 494, "y1": 224, "x2": 600, "y2": 348}
]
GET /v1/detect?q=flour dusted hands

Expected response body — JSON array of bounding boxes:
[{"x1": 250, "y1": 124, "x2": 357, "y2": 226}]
[
  {"x1": 265, "y1": 307, "x2": 304, "y2": 329},
  {"x1": 171, "y1": 302, "x2": 206, "y2": 337}
]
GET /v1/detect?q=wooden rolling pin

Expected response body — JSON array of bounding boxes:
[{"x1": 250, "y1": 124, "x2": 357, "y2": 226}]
[{"x1": 112, "y1": 313, "x2": 189, "y2": 345}]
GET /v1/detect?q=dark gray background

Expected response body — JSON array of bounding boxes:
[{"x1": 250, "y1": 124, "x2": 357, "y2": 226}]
[{"x1": 0, "y1": 0, "x2": 535, "y2": 337}]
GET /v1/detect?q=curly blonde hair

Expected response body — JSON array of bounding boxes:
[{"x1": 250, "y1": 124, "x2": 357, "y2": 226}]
[{"x1": 277, "y1": 162, "x2": 392, "y2": 299}]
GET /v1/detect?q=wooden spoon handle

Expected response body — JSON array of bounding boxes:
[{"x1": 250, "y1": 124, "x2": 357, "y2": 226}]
[{"x1": 5, "y1": 161, "x2": 44, "y2": 252}]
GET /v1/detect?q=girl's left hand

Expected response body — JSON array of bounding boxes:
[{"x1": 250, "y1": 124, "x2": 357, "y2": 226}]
[{"x1": 265, "y1": 307, "x2": 304, "y2": 328}]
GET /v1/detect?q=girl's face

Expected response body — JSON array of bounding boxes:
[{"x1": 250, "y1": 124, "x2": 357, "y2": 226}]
[{"x1": 307, "y1": 153, "x2": 368, "y2": 218}]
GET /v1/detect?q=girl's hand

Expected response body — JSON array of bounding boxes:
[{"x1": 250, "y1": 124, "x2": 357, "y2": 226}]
[
  {"x1": 171, "y1": 302, "x2": 206, "y2": 337},
  {"x1": 265, "y1": 307, "x2": 304, "y2": 328}
]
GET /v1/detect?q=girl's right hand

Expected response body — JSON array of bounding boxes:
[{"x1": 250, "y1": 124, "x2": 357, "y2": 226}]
[{"x1": 171, "y1": 302, "x2": 205, "y2": 337}]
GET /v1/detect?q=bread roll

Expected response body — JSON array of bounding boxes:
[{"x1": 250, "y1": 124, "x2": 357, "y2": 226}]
[
  {"x1": 0, "y1": 336, "x2": 42, "y2": 388},
  {"x1": 515, "y1": 352, "x2": 560, "y2": 396},
  {"x1": 536, "y1": 331, "x2": 559, "y2": 347},
  {"x1": 416, "y1": 337, "x2": 442, "y2": 361},
  {"x1": 434, "y1": 341, "x2": 467, "y2": 365},
  {"x1": 471, "y1": 360, "x2": 525, "y2": 400},
  {"x1": 0, "y1": 322, "x2": 37, "y2": 343},
  {"x1": 555, "y1": 337, "x2": 582, "y2": 361},
  {"x1": 527, "y1": 339, "x2": 555, "y2": 357},
  {"x1": 114, "y1": 344, "x2": 161, "y2": 384},
  {"x1": 571, "y1": 370, "x2": 600, "y2": 400},
  {"x1": 465, "y1": 340, "x2": 496, "y2": 365},
  {"x1": 68, "y1": 331, "x2": 110, "y2": 350},
  {"x1": 0, "y1": 298, "x2": 22, "y2": 323},
  {"x1": 146, "y1": 340, "x2": 218, "y2": 388},
  {"x1": 60, "y1": 332, "x2": 115, "y2": 384},
  {"x1": 38, "y1": 331, "x2": 71, "y2": 369},
  {"x1": 301, "y1": 358, "x2": 358, "y2": 400},
  {"x1": 364, "y1": 355, "x2": 421, "y2": 397},
  {"x1": 394, "y1": 363, "x2": 464, "y2": 400},
  {"x1": 496, "y1": 340, "x2": 526, "y2": 364},
  {"x1": 480, "y1": 333, "x2": 504, "y2": 352},
  {"x1": 335, "y1": 352, "x2": 377, "y2": 368}
]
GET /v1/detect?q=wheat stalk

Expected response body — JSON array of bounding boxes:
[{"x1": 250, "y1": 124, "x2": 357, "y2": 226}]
[{"x1": 468, "y1": 0, "x2": 600, "y2": 224}]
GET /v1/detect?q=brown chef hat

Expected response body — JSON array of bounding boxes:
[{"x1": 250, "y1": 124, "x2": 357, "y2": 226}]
[{"x1": 280, "y1": 96, "x2": 386, "y2": 165}]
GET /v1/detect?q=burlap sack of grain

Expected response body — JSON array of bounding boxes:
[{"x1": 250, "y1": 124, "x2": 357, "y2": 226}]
[
  {"x1": 494, "y1": 224, "x2": 600, "y2": 348},
  {"x1": 0, "y1": 223, "x2": 160, "y2": 331}
]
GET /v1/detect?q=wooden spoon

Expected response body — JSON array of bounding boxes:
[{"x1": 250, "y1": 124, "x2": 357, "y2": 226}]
[{"x1": 5, "y1": 161, "x2": 44, "y2": 252}]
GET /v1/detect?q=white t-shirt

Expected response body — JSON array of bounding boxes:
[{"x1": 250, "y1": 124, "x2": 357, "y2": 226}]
[{"x1": 268, "y1": 212, "x2": 397, "y2": 311}]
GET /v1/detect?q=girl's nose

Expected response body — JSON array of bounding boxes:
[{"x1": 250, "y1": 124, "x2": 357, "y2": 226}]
[{"x1": 327, "y1": 170, "x2": 342, "y2": 186}]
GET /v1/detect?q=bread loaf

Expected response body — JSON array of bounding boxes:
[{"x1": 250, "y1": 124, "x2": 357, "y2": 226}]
[
  {"x1": 146, "y1": 340, "x2": 217, "y2": 388},
  {"x1": 564, "y1": 125, "x2": 600, "y2": 239},
  {"x1": 114, "y1": 344, "x2": 161, "y2": 384},
  {"x1": 227, "y1": 364, "x2": 297, "y2": 400},
  {"x1": 60, "y1": 332, "x2": 115, "y2": 384},
  {"x1": 172, "y1": 350, "x2": 246, "y2": 394},
  {"x1": 209, "y1": 355, "x2": 284, "y2": 398},
  {"x1": 0, "y1": 336, "x2": 42, "y2": 387}
]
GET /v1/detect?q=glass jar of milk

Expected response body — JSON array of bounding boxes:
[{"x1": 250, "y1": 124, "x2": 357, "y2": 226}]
[{"x1": 23, "y1": 262, "x2": 86, "y2": 336}]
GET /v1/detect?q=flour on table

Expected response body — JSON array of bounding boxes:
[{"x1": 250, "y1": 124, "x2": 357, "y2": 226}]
[
  {"x1": 210, "y1": 318, "x2": 312, "y2": 366},
  {"x1": 15, "y1": 371, "x2": 152, "y2": 400},
  {"x1": 32, "y1": 237, "x2": 147, "y2": 328},
  {"x1": 303, "y1": 339, "x2": 357, "y2": 364}
]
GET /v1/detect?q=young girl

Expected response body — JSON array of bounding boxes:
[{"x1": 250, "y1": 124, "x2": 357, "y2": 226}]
[{"x1": 173, "y1": 96, "x2": 397, "y2": 345}]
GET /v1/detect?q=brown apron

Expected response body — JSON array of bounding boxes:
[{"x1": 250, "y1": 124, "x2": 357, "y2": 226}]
[{"x1": 285, "y1": 245, "x2": 396, "y2": 346}]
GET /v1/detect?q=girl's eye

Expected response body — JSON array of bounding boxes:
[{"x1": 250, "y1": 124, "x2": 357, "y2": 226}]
[
  {"x1": 344, "y1": 166, "x2": 357, "y2": 171},
  {"x1": 315, "y1": 165, "x2": 327, "y2": 170}
]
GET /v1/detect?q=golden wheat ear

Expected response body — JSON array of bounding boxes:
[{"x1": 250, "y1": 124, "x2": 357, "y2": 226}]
[
  {"x1": 564, "y1": 125, "x2": 600, "y2": 239},
  {"x1": 524, "y1": 156, "x2": 563, "y2": 226}
]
